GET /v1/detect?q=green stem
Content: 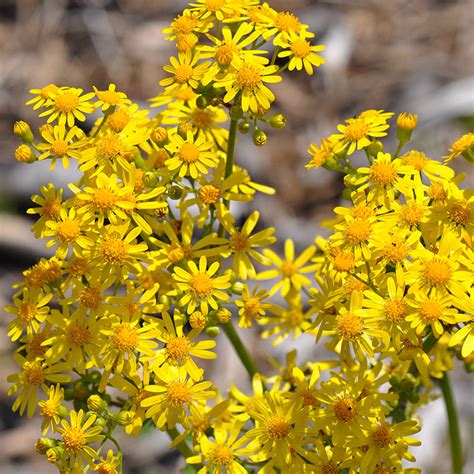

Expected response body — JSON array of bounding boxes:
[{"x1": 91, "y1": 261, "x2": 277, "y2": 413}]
[
  {"x1": 222, "y1": 320, "x2": 258, "y2": 379},
  {"x1": 438, "y1": 372, "x2": 463, "y2": 474},
  {"x1": 218, "y1": 117, "x2": 239, "y2": 237},
  {"x1": 167, "y1": 427, "x2": 195, "y2": 460}
]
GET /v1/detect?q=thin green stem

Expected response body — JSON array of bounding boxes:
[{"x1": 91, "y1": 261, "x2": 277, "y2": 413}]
[
  {"x1": 222, "y1": 320, "x2": 258, "y2": 379},
  {"x1": 167, "y1": 427, "x2": 196, "y2": 461},
  {"x1": 438, "y1": 372, "x2": 463, "y2": 474}
]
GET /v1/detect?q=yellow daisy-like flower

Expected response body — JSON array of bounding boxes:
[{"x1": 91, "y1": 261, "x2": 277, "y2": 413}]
[
  {"x1": 189, "y1": 0, "x2": 248, "y2": 21},
  {"x1": 152, "y1": 310, "x2": 217, "y2": 380},
  {"x1": 173, "y1": 255, "x2": 231, "y2": 314},
  {"x1": 400, "y1": 149, "x2": 454, "y2": 182},
  {"x1": 215, "y1": 56, "x2": 281, "y2": 114},
  {"x1": 276, "y1": 30, "x2": 325, "y2": 75},
  {"x1": 93, "y1": 83, "x2": 131, "y2": 112},
  {"x1": 36, "y1": 125, "x2": 86, "y2": 169},
  {"x1": 27, "y1": 183, "x2": 63, "y2": 238},
  {"x1": 141, "y1": 365, "x2": 216, "y2": 429},
  {"x1": 335, "y1": 116, "x2": 390, "y2": 155},
  {"x1": 305, "y1": 136, "x2": 339, "y2": 170},
  {"x1": 39, "y1": 87, "x2": 95, "y2": 127},
  {"x1": 26, "y1": 83, "x2": 59, "y2": 110},
  {"x1": 93, "y1": 450, "x2": 121, "y2": 474},
  {"x1": 7, "y1": 355, "x2": 70, "y2": 417},
  {"x1": 235, "y1": 284, "x2": 271, "y2": 328},
  {"x1": 5, "y1": 287, "x2": 52, "y2": 341},
  {"x1": 187, "y1": 421, "x2": 259, "y2": 474},
  {"x1": 444, "y1": 132, "x2": 474, "y2": 163},
  {"x1": 165, "y1": 130, "x2": 216, "y2": 178},
  {"x1": 38, "y1": 383, "x2": 65, "y2": 435},
  {"x1": 160, "y1": 51, "x2": 211, "y2": 92},
  {"x1": 57, "y1": 409, "x2": 104, "y2": 467},
  {"x1": 257, "y1": 239, "x2": 318, "y2": 296}
]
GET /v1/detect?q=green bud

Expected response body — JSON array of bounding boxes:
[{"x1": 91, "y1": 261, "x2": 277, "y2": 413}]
[
  {"x1": 58, "y1": 405, "x2": 69, "y2": 419},
  {"x1": 205, "y1": 326, "x2": 220, "y2": 338},
  {"x1": 159, "y1": 294, "x2": 170, "y2": 307},
  {"x1": 389, "y1": 375, "x2": 400, "y2": 388},
  {"x1": 367, "y1": 140, "x2": 384, "y2": 157},
  {"x1": 35, "y1": 438, "x2": 57, "y2": 455},
  {"x1": 407, "y1": 392, "x2": 420, "y2": 404},
  {"x1": 231, "y1": 281, "x2": 244, "y2": 295},
  {"x1": 168, "y1": 185, "x2": 183, "y2": 200},
  {"x1": 94, "y1": 416, "x2": 108, "y2": 428},
  {"x1": 13, "y1": 120, "x2": 34, "y2": 143},
  {"x1": 229, "y1": 105, "x2": 243, "y2": 120},
  {"x1": 322, "y1": 157, "x2": 340, "y2": 171},
  {"x1": 253, "y1": 129, "x2": 267, "y2": 147},
  {"x1": 87, "y1": 394, "x2": 107, "y2": 413},
  {"x1": 89, "y1": 371, "x2": 101, "y2": 383},
  {"x1": 196, "y1": 95, "x2": 208, "y2": 109},
  {"x1": 64, "y1": 388, "x2": 75, "y2": 401},
  {"x1": 269, "y1": 114, "x2": 287, "y2": 129},
  {"x1": 238, "y1": 121, "x2": 251, "y2": 134},
  {"x1": 341, "y1": 188, "x2": 353, "y2": 202},
  {"x1": 142, "y1": 171, "x2": 160, "y2": 188},
  {"x1": 209, "y1": 97, "x2": 221, "y2": 107},
  {"x1": 400, "y1": 374, "x2": 416, "y2": 393}
]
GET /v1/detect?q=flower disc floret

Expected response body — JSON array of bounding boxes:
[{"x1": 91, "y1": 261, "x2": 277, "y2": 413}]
[
  {"x1": 334, "y1": 398, "x2": 357, "y2": 422},
  {"x1": 112, "y1": 324, "x2": 139, "y2": 352}
]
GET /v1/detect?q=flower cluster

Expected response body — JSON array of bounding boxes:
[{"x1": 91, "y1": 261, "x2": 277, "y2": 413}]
[{"x1": 6, "y1": 1, "x2": 472, "y2": 473}]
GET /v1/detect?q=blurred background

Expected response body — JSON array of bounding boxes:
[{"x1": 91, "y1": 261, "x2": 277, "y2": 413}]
[{"x1": 0, "y1": 0, "x2": 473, "y2": 473}]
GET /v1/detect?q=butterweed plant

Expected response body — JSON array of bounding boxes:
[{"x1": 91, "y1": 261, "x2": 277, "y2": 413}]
[{"x1": 6, "y1": 1, "x2": 474, "y2": 473}]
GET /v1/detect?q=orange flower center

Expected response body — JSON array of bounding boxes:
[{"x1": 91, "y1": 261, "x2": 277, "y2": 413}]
[
  {"x1": 370, "y1": 161, "x2": 398, "y2": 185},
  {"x1": 166, "y1": 337, "x2": 191, "y2": 361},
  {"x1": 67, "y1": 323, "x2": 91, "y2": 346},
  {"x1": 79, "y1": 287, "x2": 102, "y2": 309},
  {"x1": 112, "y1": 323, "x2": 138, "y2": 352},
  {"x1": 179, "y1": 142, "x2": 200, "y2": 163},
  {"x1": 383, "y1": 238, "x2": 408, "y2": 263},
  {"x1": 101, "y1": 237, "x2": 128, "y2": 263},
  {"x1": 93, "y1": 188, "x2": 117, "y2": 210},
  {"x1": 62, "y1": 427, "x2": 85, "y2": 452},
  {"x1": 400, "y1": 203, "x2": 425, "y2": 226},
  {"x1": 55, "y1": 92, "x2": 79, "y2": 113},
  {"x1": 371, "y1": 424, "x2": 392, "y2": 447},
  {"x1": 190, "y1": 273, "x2": 213, "y2": 297},
  {"x1": 210, "y1": 444, "x2": 233, "y2": 465},
  {"x1": 291, "y1": 39, "x2": 311, "y2": 58},
  {"x1": 215, "y1": 44, "x2": 238, "y2": 65},
  {"x1": 244, "y1": 297, "x2": 261, "y2": 316},
  {"x1": 98, "y1": 90, "x2": 120, "y2": 105},
  {"x1": 383, "y1": 299, "x2": 407, "y2": 322},
  {"x1": 175, "y1": 64, "x2": 194, "y2": 83},
  {"x1": 344, "y1": 218, "x2": 372, "y2": 244},
  {"x1": 448, "y1": 200, "x2": 471, "y2": 225},
  {"x1": 52, "y1": 139, "x2": 69, "y2": 156},
  {"x1": 267, "y1": 415, "x2": 290, "y2": 439},
  {"x1": 18, "y1": 302, "x2": 37, "y2": 323},
  {"x1": 23, "y1": 362, "x2": 45, "y2": 385},
  {"x1": 336, "y1": 313, "x2": 364, "y2": 340},
  {"x1": 41, "y1": 197, "x2": 62, "y2": 219},
  {"x1": 275, "y1": 12, "x2": 301, "y2": 32},
  {"x1": 40, "y1": 400, "x2": 59, "y2": 418},
  {"x1": 229, "y1": 233, "x2": 249, "y2": 252},
  {"x1": 420, "y1": 299, "x2": 443, "y2": 322},
  {"x1": 167, "y1": 381, "x2": 191, "y2": 407},
  {"x1": 56, "y1": 219, "x2": 80, "y2": 243},
  {"x1": 424, "y1": 258, "x2": 452, "y2": 286},
  {"x1": 334, "y1": 397, "x2": 357, "y2": 422},
  {"x1": 236, "y1": 65, "x2": 262, "y2": 89},
  {"x1": 344, "y1": 119, "x2": 368, "y2": 141},
  {"x1": 198, "y1": 185, "x2": 220, "y2": 204},
  {"x1": 108, "y1": 109, "x2": 130, "y2": 132}
]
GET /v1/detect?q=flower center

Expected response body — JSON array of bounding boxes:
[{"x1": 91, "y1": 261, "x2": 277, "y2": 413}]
[
  {"x1": 244, "y1": 297, "x2": 261, "y2": 316},
  {"x1": 92, "y1": 188, "x2": 117, "y2": 210},
  {"x1": 175, "y1": 64, "x2": 194, "y2": 83},
  {"x1": 55, "y1": 92, "x2": 79, "y2": 113},
  {"x1": 333, "y1": 250, "x2": 355, "y2": 272},
  {"x1": 210, "y1": 444, "x2": 233, "y2": 465},
  {"x1": 79, "y1": 287, "x2": 102, "y2": 309},
  {"x1": 344, "y1": 119, "x2": 368, "y2": 141},
  {"x1": 40, "y1": 400, "x2": 59, "y2": 418},
  {"x1": 448, "y1": 200, "x2": 471, "y2": 225},
  {"x1": 334, "y1": 397, "x2": 357, "y2": 422},
  {"x1": 42, "y1": 197, "x2": 62, "y2": 219},
  {"x1": 98, "y1": 90, "x2": 120, "y2": 105},
  {"x1": 206, "y1": 0, "x2": 225, "y2": 10},
  {"x1": 101, "y1": 237, "x2": 128, "y2": 263},
  {"x1": 229, "y1": 233, "x2": 249, "y2": 252},
  {"x1": 192, "y1": 110, "x2": 215, "y2": 129},
  {"x1": 424, "y1": 258, "x2": 452, "y2": 286},
  {"x1": 23, "y1": 362, "x2": 45, "y2": 385},
  {"x1": 383, "y1": 299, "x2": 406, "y2": 322},
  {"x1": 236, "y1": 65, "x2": 262, "y2": 89},
  {"x1": 291, "y1": 39, "x2": 311, "y2": 57},
  {"x1": 52, "y1": 139, "x2": 69, "y2": 156},
  {"x1": 62, "y1": 427, "x2": 85, "y2": 452},
  {"x1": 400, "y1": 203, "x2": 425, "y2": 225},
  {"x1": 336, "y1": 313, "x2": 364, "y2": 340},
  {"x1": 18, "y1": 302, "x2": 36, "y2": 323},
  {"x1": 281, "y1": 261, "x2": 297, "y2": 277},
  {"x1": 351, "y1": 204, "x2": 375, "y2": 219},
  {"x1": 98, "y1": 135, "x2": 122, "y2": 160},
  {"x1": 267, "y1": 415, "x2": 290, "y2": 439},
  {"x1": 420, "y1": 299, "x2": 443, "y2": 322},
  {"x1": 166, "y1": 336, "x2": 191, "y2": 361},
  {"x1": 179, "y1": 142, "x2": 200, "y2": 163},
  {"x1": 370, "y1": 162, "x2": 398, "y2": 185},
  {"x1": 69, "y1": 257, "x2": 89, "y2": 276},
  {"x1": 198, "y1": 185, "x2": 220, "y2": 204},
  {"x1": 286, "y1": 309, "x2": 304, "y2": 326},
  {"x1": 428, "y1": 183, "x2": 447, "y2": 200},
  {"x1": 173, "y1": 15, "x2": 198, "y2": 35},
  {"x1": 275, "y1": 12, "x2": 301, "y2": 32},
  {"x1": 215, "y1": 44, "x2": 237, "y2": 65},
  {"x1": 167, "y1": 381, "x2": 191, "y2": 407},
  {"x1": 300, "y1": 389, "x2": 318, "y2": 407},
  {"x1": 402, "y1": 150, "x2": 428, "y2": 170},
  {"x1": 67, "y1": 323, "x2": 91, "y2": 346},
  {"x1": 371, "y1": 424, "x2": 392, "y2": 447},
  {"x1": 112, "y1": 323, "x2": 138, "y2": 352},
  {"x1": 40, "y1": 84, "x2": 58, "y2": 99},
  {"x1": 383, "y1": 238, "x2": 408, "y2": 262},
  {"x1": 56, "y1": 219, "x2": 81, "y2": 243},
  {"x1": 344, "y1": 218, "x2": 372, "y2": 244},
  {"x1": 321, "y1": 463, "x2": 338, "y2": 474},
  {"x1": 190, "y1": 273, "x2": 213, "y2": 297},
  {"x1": 108, "y1": 109, "x2": 130, "y2": 132},
  {"x1": 452, "y1": 134, "x2": 474, "y2": 154}
]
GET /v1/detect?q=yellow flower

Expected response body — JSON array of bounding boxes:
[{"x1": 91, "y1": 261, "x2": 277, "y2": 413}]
[
  {"x1": 27, "y1": 183, "x2": 63, "y2": 238},
  {"x1": 444, "y1": 132, "x2": 474, "y2": 163},
  {"x1": 165, "y1": 130, "x2": 217, "y2": 178},
  {"x1": 277, "y1": 30, "x2": 325, "y2": 75},
  {"x1": 57, "y1": 409, "x2": 104, "y2": 467},
  {"x1": 141, "y1": 365, "x2": 216, "y2": 429},
  {"x1": 93, "y1": 83, "x2": 131, "y2": 112},
  {"x1": 7, "y1": 355, "x2": 70, "y2": 417},
  {"x1": 93, "y1": 450, "x2": 121, "y2": 474},
  {"x1": 26, "y1": 83, "x2": 59, "y2": 110},
  {"x1": 305, "y1": 137, "x2": 339, "y2": 170},
  {"x1": 151, "y1": 310, "x2": 217, "y2": 380},
  {"x1": 235, "y1": 284, "x2": 270, "y2": 328},
  {"x1": 36, "y1": 125, "x2": 86, "y2": 169},
  {"x1": 401, "y1": 149, "x2": 454, "y2": 182},
  {"x1": 215, "y1": 56, "x2": 281, "y2": 114},
  {"x1": 39, "y1": 87, "x2": 95, "y2": 127},
  {"x1": 38, "y1": 383, "x2": 65, "y2": 435},
  {"x1": 257, "y1": 239, "x2": 318, "y2": 296},
  {"x1": 173, "y1": 255, "x2": 231, "y2": 314}
]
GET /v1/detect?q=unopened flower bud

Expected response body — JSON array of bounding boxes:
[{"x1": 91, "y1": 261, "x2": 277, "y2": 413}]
[
  {"x1": 46, "y1": 447, "x2": 63, "y2": 463},
  {"x1": 396, "y1": 112, "x2": 418, "y2": 143},
  {"x1": 205, "y1": 326, "x2": 220, "y2": 338},
  {"x1": 94, "y1": 416, "x2": 108, "y2": 428},
  {"x1": 151, "y1": 127, "x2": 168, "y2": 146},
  {"x1": 389, "y1": 375, "x2": 400, "y2": 388},
  {"x1": 87, "y1": 394, "x2": 107, "y2": 413},
  {"x1": 168, "y1": 185, "x2": 183, "y2": 200},
  {"x1": 253, "y1": 129, "x2": 267, "y2": 147},
  {"x1": 407, "y1": 391, "x2": 420, "y2": 404},
  {"x1": 13, "y1": 120, "x2": 34, "y2": 143},
  {"x1": 238, "y1": 121, "x2": 251, "y2": 134},
  {"x1": 400, "y1": 374, "x2": 416, "y2": 393},
  {"x1": 142, "y1": 171, "x2": 160, "y2": 188},
  {"x1": 35, "y1": 438, "x2": 56, "y2": 455},
  {"x1": 231, "y1": 281, "x2": 244, "y2": 295},
  {"x1": 367, "y1": 140, "x2": 384, "y2": 157},
  {"x1": 115, "y1": 410, "x2": 134, "y2": 426},
  {"x1": 216, "y1": 308, "x2": 232, "y2": 324},
  {"x1": 196, "y1": 95, "x2": 208, "y2": 109},
  {"x1": 15, "y1": 144, "x2": 34, "y2": 163},
  {"x1": 209, "y1": 97, "x2": 221, "y2": 107},
  {"x1": 38, "y1": 124, "x2": 53, "y2": 141},
  {"x1": 178, "y1": 122, "x2": 194, "y2": 138},
  {"x1": 189, "y1": 311, "x2": 207, "y2": 329},
  {"x1": 269, "y1": 114, "x2": 286, "y2": 129}
]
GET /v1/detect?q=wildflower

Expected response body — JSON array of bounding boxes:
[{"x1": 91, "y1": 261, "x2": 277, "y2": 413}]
[
  {"x1": 305, "y1": 137, "x2": 339, "y2": 170},
  {"x1": 235, "y1": 284, "x2": 270, "y2": 328},
  {"x1": 27, "y1": 184, "x2": 63, "y2": 238},
  {"x1": 401, "y1": 149, "x2": 454, "y2": 182},
  {"x1": 57, "y1": 409, "x2": 104, "y2": 466},
  {"x1": 93, "y1": 450, "x2": 121, "y2": 474},
  {"x1": 39, "y1": 87, "x2": 95, "y2": 127},
  {"x1": 257, "y1": 239, "x2": 318, "y2": 296},
  {"x1": 93, "y1": 83, "x2": 131, "y2": 112},
  {"x1": 444, "y1": 132, "x2": 474, "y2": 163},
  {"x1": 38, "y1": 384, "x2": 65, "y2": 435},
  {"x1": 26, "y1": 83, "x2": 59, "y2": 110},
  {"x1": 173, "y1": 256, "x2": 231, "y2": 315}
]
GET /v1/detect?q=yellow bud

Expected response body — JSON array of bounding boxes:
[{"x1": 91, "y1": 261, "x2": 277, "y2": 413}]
[
  {"x1": 115, "y1": 410, "x2": 134, "y2": 426},
  {"x1": 396, "y1": 112, "x2": 418, "y2": 143},
  {"x1": 253, "y1": 129, "x2": 267, "y2": 147},
  {"x1": 15, "y1": 144, "x2": 34, "y2": 163},
  {"x1": 35, "y1": 438, "x2": 57, "y2": 455},
  {"x1": 216, "y1": 308, "x2": 232, "y2": 324},
  {"x1": 39, "y1": 124, "x2": 53, "y2": 140},
  {"x1": 13, "y1": 120, "x2": 34, "y2": 143},
  {"x1": 189, "y1": 311, "x2": 207, "y2": 329},
  {"x1": 178, "y1": 122, "x2": 194, "y2": 138},
  {"x1": 151, "y1": 127, "x2": 168, "y2": 146},
  {"x1": 87, "y1": 394, "x2": 107, "y2": 413},
  {"x1": 46, "y1": 447, "x2": 62, "y2": 463}
]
